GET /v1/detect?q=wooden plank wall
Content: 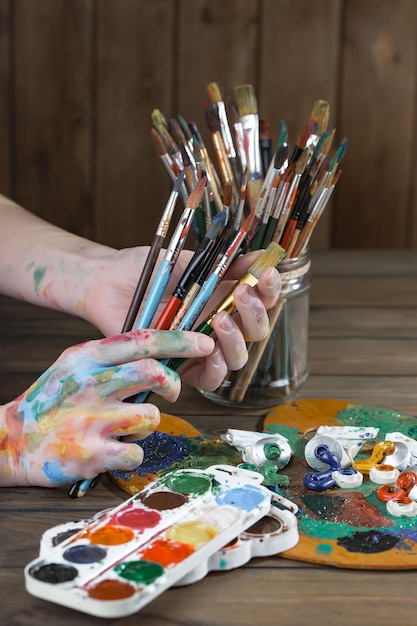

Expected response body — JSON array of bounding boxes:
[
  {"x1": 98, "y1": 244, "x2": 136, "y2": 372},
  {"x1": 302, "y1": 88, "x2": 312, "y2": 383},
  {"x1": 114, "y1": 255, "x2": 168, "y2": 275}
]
[{"x1": 1, "y1": 0, "x2": 416, "y2": 250}]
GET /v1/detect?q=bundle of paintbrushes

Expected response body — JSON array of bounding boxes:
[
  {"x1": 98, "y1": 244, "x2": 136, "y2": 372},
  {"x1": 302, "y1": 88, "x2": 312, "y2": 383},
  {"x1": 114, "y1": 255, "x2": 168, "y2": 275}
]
[
  {"x1": 147, "y1": 84, "x2": 348, "y2": 409},
  {"x1": 150, "y1": 84, "x2": 348, "y2": 256},
  {"x1": 69, "y1": 86, "x2": 347, "y2": 498}
]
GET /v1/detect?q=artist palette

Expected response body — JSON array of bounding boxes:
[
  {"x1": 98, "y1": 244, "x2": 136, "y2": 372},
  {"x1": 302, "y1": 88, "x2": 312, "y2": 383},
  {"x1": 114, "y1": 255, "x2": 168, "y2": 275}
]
[
  {"x1": 25, "y1": 464, "x2": 273, "y2": 618},
  {"x1": 263, "y1": 398, "x2": 417, "y2": 570}
]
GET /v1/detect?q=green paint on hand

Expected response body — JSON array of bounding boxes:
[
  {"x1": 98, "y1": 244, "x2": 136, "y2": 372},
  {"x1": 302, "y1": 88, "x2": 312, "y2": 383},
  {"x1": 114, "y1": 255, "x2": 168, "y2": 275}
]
[{"x1": 33, "y1": 266, "x2": 46, "y2": 293}]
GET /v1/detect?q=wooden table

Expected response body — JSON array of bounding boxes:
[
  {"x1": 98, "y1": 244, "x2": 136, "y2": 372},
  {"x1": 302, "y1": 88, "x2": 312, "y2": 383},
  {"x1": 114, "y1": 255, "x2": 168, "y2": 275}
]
[{"x1": 2, "y1": 250, "x2": 417, "y2": 625}]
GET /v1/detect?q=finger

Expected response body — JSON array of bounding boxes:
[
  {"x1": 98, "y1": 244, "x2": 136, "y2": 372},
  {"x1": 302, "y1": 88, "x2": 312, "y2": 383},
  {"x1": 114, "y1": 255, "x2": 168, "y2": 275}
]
[
  {"x1": 51, "y1": 404, "x2": 161, "y2": 441},
  {"x1": 180, "y1": 345, "x2": 228, "y2": 391},
  {"x1": 256, "y1": 266, "x2": 282, "y2": 309},
  {"x1": 94, "y1": 358, "x2": 183, "y2": 403},
  {"x1": 210, "y1": 311, "x2": 249, "y2": 370},
  {"x1": 92, "y1": 329, "x2": 215, "y2": 365},
  {"x1": 103, "y1": 441, "x2": 145, "y2": 472},
  {"x1": 232, "y1": 284, "x2": 270, "y2": 342}
]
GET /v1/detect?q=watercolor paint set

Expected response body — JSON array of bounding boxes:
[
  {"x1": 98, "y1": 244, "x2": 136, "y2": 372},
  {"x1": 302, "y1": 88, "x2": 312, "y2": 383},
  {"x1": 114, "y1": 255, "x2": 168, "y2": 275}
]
[{"x1": 25, "y1": 464, "x2": 297, "y2": 618}]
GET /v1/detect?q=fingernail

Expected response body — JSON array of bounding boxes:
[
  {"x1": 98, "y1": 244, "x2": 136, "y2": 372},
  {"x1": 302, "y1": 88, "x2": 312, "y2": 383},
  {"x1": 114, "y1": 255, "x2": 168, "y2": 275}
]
[
  {"x1": 236, "y1": 284, "x2": 255, "y2": 305},
  {"x1": 196, "y1": 334, "x2": 214, "y2": 353},
  {"x1": 265, "y1": 267, "x2": 281, "y2": 288},
  {"x1": 217, "y1": 311, "x2": 236, "y2": 331},
  {"x1": 211, "y1": 346, "x2": 224, "y2": 368}
]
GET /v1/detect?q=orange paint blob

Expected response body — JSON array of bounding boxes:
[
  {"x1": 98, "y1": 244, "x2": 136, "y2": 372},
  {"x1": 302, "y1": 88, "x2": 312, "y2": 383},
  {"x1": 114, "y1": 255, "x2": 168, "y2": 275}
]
[
  {"x1": 141, "y1": 538, "x2": 195, "y2": 567},
  {"x1": 89, "y1": 525, "x2": 135, "y2": 545},
  {"x1": 88, "y1": 578, "x2": 136, "y2": 600}
]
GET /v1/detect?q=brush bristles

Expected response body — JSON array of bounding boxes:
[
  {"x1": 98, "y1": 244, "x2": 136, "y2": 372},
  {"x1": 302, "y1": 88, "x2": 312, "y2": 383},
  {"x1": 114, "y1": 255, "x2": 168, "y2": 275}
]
[
  {"x1": 180, "y1": 143, "x2": 191, "y2": 168},
  {"x1": 204, "y1": 103, "x2": 222, "y2": 134},
  {"x1": 207, "y1": 82, "x2": 223, "y2": 104},
  {"x1": 295, "y1": 149, "x2": 310, "y2": 175},
  {"x1": 150, "y1": 128, "x2": 168, "y2": 156},
  {"x1": 234, "y1": 84, "x2": 258, "y2": 116},
  {"x1": 248, "y1": 243, "x2": 286, "y2": 278},
  {"x1": 187, "y1": 177, "x2": 206, "y2": 209},
  {"x1": 151, "y1": 109, "x2": 168, "y2": 129}
]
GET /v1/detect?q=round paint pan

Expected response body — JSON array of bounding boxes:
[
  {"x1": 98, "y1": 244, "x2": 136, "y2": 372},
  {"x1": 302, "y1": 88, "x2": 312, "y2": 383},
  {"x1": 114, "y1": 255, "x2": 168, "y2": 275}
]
[{"x1": 139, "y1": 490, "x2": 188, "y2": 511}]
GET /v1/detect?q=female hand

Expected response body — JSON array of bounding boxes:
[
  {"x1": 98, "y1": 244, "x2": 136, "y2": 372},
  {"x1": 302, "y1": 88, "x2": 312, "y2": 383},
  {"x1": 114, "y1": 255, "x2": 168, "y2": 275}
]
[
  {"x1": 83, "y1": 248, "x2": 282, "y2": 391},
  {"x1": 0, "y1": 329, "x2": 215, "y2": 487}
]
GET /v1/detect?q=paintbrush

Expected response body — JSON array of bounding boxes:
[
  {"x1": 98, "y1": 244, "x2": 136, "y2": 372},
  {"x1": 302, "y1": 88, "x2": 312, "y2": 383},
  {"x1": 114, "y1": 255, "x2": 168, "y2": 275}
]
[
  {"x1": 228, "y1": 99, "x2": 247, "y2": 173},
  {"x1": 234, "y1": 84, "x2": 263, "y2": 207},
  {"x1": 121, "y1": 170, "x2": 186, "y2": 332},
  {"x1": 252, "y1": 170, "x2": 281, "y2": 251},
  {"x1": 188, "y1": 121, "x2": 224, "y2": 214},
  {"x1": 309, "y1": 128, "x2": 335, "y2": 182},
  {"x1": 168, "y1": 235, "x2": 226, "y2": 330},
  {"x1": 272, "y1": 149, "x2": 309, "y2": 244},
  {"x1": 279, "y1": 172, "x2": 312, "y2": 251},
  {"x1": 259, "y1": 119, "x2": 272, "y2": 177},
  {"x1": 292, "y1": 170, "x2": 342, "y2": 257},
  {"x1": 151, "y1": 109, "x2": 182, "y2": 170},
  {"x1": 154, "y1": 210, "x2": 228, "y2": 330},
  {"x1": 192, "y1": 242, "x2": 286, "y2": 338},
  {"x1": 180, "y1": 143, "x2": 204, "y2": 239},
  {"x1": 169, "y1": 118, "x2": 196, "y2": 170},
  {"x1": 134, "y1": 177, "x2": 207, "y2": 330},
  {"x1": 233, "y1": 168, "x2": 248, "y2": 232},
  {"x1": 289, "y1": 116, "x2": 315, "y2": 165},
  {"x1": 150, "y1": 128, "x2": 189, "y2": 206},
  {"x1": 229, "y1": 297, "x2": 286, "y2": 403},
  {"x1": 207, "y1": 81, "x2": 242, "y2": 184},
  {"x1": 251, "y1": 143, "x2": 289, "y2": 250},
  {"x1": 204, "y1": 101, "x2": 240, "y2": 209},
  {"x1": 264, "y1": 120, "x2": 288, "y2": 191},
  {"x1": 285, "y1": 184, "x2": 314, "y2": 257}
]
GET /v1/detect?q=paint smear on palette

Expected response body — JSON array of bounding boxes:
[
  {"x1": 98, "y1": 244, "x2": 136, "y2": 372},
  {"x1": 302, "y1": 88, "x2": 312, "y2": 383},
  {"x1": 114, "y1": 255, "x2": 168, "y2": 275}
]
[
  {"x1": 263, "y1": 399, "x2": 417, "y2": 569},
  {"x1": 110, "y1": 429, "x2": 241, "y2": 495}
]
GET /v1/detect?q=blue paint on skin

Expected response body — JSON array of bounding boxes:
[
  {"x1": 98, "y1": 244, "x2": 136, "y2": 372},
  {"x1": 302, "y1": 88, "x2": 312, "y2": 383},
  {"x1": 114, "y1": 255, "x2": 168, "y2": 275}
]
[{"x1": 43, "y1": 460, "x2": 78, "y2": 484}]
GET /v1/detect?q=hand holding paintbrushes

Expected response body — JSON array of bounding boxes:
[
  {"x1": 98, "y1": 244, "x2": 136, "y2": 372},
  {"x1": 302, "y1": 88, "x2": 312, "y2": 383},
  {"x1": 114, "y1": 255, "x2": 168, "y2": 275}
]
[{"x1": 71, "y1": 90, "x2": 348, "y2": 496}]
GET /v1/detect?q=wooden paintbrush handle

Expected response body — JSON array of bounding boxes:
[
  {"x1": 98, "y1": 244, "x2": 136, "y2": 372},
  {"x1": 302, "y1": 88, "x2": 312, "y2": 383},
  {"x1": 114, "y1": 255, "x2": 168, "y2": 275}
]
[{"x1": 229, "y1": 298, "x2": 286, "y2": 403}]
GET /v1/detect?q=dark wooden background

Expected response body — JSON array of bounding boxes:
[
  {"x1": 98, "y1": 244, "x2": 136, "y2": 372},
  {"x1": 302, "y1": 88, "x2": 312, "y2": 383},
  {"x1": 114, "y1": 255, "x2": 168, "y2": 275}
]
[{"x1": 1, "y1": 0, "x2": 416, "y2": 250}]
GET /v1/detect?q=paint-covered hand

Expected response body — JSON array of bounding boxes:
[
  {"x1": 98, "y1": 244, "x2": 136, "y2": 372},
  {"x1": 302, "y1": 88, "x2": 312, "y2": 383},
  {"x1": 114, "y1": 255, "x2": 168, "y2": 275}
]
[{"x1": 0, "y1": 329, "x2": 215, "y2": 487}]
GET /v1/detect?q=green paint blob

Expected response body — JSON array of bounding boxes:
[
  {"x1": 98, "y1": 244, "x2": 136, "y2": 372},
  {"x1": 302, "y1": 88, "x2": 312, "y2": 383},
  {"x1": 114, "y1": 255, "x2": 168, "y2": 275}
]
[
  {"x1": 316, "y1": 543, "x2": 333, "y2": 555},
  {"x1": 264, "y1": 442, "x2": 282, "y2": 461},
  {"x1": 299, "y1": 515, "x2": 354, "y2": 540},
  {"x1": 164, "y1": 471, "x2": 212, "y2": 496},
  {"x1": 33, "y1": 266, "x2": 46, "y2": 293},
  {"x1": 114, "y1": 560, "x2": 164, "y2": 584}
]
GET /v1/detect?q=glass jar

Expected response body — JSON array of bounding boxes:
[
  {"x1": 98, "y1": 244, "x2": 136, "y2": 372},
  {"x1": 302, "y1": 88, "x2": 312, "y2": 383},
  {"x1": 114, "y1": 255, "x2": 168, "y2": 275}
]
[{"x1": 199, "y1": 250, "x2": 311, "y2": 410}]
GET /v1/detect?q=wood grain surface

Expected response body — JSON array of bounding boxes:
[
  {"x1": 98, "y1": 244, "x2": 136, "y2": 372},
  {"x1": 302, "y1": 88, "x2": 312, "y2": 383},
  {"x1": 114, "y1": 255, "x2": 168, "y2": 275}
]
[{"x1": 1, "y1": 1, "x2": 417, "y2": 250}]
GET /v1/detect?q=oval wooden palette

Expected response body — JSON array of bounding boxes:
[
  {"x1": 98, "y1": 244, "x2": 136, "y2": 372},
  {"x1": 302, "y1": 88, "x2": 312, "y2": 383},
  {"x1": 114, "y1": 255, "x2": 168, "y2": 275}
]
[
  {"x1": 109, "y1": 400, "x2": 417, "y2": 569},
  {"x1": 263, "y1": 398, "x2": 417, "y2": 570}
]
